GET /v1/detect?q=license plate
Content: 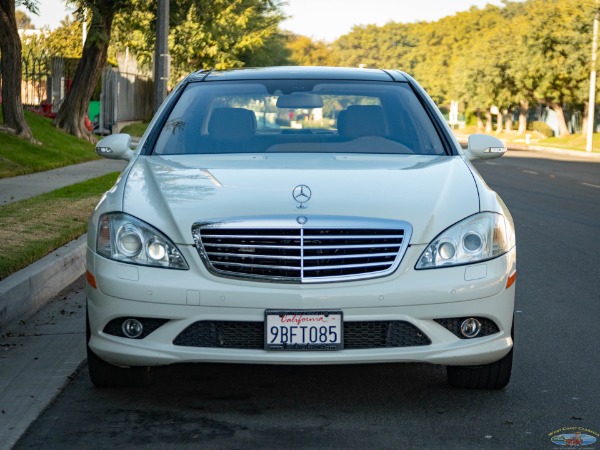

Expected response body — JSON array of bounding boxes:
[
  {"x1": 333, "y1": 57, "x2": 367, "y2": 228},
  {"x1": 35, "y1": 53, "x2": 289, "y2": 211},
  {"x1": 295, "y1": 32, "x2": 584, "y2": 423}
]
[{"x1": 265, "y1": 310, "x2": 343, "y2": 351}]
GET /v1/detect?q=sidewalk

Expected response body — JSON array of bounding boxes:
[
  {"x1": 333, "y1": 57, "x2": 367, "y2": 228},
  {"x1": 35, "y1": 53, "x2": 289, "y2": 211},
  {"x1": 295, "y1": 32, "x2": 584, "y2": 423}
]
[
  {"x1": 0, "y1": 159, "x2": 126, "y2": 205},
  {"x1": 0, "y1": 277, "x2": 86, "y2": 450},
  {"x1": 507, "y1": 142, "x2": 600, "y2": 160}
]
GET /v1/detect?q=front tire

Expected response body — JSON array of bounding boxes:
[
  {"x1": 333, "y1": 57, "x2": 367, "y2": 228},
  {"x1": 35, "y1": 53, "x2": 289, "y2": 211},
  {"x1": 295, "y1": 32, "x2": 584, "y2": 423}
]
[
  {"x1": 446, "y1": 317, "x2": 514, "y2": 389},
  {"x1": 446, "y1": 348, "x2": 513, "y2": 389},
  {"x1": 86, "y1": 309, "x2": 152, "y2": 388}
]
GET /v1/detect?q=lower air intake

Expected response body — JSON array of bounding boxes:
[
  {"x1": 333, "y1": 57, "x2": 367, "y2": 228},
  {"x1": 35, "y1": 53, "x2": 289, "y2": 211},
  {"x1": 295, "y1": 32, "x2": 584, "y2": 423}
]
[{"x1": 173, "y1": 320, "x2": 431, "y2": 349}]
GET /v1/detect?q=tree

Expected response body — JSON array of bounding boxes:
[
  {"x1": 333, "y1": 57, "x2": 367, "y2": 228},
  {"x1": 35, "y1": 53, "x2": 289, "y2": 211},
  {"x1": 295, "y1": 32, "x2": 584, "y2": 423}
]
[
  {"x1": 53, "y1": 1, "x2": 131, "y2": 139},
  {"x1": 46, "y1": 15, "x2": 85, "y2": 58},
  {"x1": 0, "y1": 0, "x2": 36, "y2": 141},
  {"x1": 514, "y1": 0, "x2": 594, "y2": 136},
  {"x1": 286, "y1": 34, "x2": 333, "y2": 66},
  {"x1": 328, "y1": 0, "x2": 598, "y2": 135},
  {"x1": 22, "y1": 14, "x2": 86, "y2": 59},
  {"x1": 454, "y1": 6, "x2": 518, "y2": 133},
  {"x1": 15, "y1": 8, "x2": 34, "y2": 29},
  {"x1": 110, "y1": 0, "x2": 288, "y2": 87},
  {"x1": 333, "y1": 24, "x2": 386, "y2": 68},
  {"x1": 240, "y1": 30, "x2": 290, "y2": 67}
]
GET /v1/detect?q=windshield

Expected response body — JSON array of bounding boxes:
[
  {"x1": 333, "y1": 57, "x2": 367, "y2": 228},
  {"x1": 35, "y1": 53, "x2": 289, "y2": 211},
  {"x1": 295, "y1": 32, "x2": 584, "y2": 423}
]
[{"x1": 151, "y1": 80, "x2": 447, "y2": 156}]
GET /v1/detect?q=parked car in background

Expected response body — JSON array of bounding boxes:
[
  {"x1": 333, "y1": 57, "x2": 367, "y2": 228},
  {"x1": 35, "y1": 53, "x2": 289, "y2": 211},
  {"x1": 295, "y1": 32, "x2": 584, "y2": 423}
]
[{"x1": 87, "y1": 66, "x2": 516, "y2": 389}]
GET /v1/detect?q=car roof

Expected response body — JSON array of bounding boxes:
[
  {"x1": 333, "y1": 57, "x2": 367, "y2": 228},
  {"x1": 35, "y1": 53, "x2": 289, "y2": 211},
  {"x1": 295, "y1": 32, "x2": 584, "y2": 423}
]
[{"x1": 190, "y1": 66, "x2": 408, "y2": 82}]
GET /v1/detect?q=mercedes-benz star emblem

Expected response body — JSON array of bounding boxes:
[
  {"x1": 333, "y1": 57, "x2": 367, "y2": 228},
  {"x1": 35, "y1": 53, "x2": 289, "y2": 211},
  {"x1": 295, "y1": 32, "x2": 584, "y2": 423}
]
[{"x1": 292, "y1": 184, "x2": 312, "y2": 209}]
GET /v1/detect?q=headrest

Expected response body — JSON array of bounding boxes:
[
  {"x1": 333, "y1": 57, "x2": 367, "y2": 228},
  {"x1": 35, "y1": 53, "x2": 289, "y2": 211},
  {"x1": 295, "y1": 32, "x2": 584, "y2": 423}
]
[
  {"x1": 337, "y1": 105, "x2": 387, "y2": 139},
  {"x1": 208, "y1": 108, "x2": 257, "y2": 142}
]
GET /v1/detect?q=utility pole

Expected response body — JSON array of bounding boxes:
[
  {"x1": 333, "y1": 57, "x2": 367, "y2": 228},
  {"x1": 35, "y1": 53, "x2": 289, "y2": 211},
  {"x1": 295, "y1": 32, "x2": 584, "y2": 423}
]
[
  {"x1": 153, "y1": 0, "x2": 170, "y2": 114},
  {"x1": 587, "y1": 0, "x2": 599, "y2": 152}
]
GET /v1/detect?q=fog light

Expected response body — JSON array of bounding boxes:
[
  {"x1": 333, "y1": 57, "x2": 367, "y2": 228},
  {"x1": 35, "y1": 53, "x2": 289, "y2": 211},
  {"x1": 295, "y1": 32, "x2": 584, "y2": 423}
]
[
  {"x1": 122, "y1": 318, "x2": 143, "y2": 338},
  {"x1": 460, "y1": 318, "x2": 481, "y2": 338}
]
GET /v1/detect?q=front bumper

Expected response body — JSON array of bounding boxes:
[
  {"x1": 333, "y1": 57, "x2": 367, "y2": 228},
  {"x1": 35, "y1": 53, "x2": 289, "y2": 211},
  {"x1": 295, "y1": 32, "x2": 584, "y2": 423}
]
[{"x1": 87, "y1": 246, "x2": 516, "y2": 368}]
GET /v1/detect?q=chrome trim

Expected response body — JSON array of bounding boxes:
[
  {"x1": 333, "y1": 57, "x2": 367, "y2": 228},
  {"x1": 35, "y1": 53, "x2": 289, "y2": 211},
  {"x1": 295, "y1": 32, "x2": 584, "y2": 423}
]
[
  {"x1": 204, "y1": 243, "x2": 301, "y2": 250},
  {"x1": 303, "y1": 252, "x2": 397, "y2": 260},
  {"x1": 303, "y1": 261, "x2": 392, "y2": 271},
  {"x1": 192, "y1": 215, "x2": 412, "y2": 284},
  {"x1": 206, "y1": 252, "x2": 302, "y2": 261}
]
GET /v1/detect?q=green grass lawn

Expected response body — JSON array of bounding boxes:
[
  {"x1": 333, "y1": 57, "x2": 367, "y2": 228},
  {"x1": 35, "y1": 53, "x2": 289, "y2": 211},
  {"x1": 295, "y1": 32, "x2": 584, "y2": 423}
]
[
  {"x1": 0, "y1": 110, "x2": 98, "y2": 179},
  {"x1": 120, "y1": 121, "x2": 150, "y2": 137},
  {"x1": 539, "y1": 133, "x2": 600, "y2": 152},
  {"x1": 0, "y1": 172, "x2": 120, "y2": 280},
  {"x1": 0, "y1": 111, "x2": 121, "y2": 280},
  {"x1": 455, "y1": 125, "x2": 600, "y2": 153}
]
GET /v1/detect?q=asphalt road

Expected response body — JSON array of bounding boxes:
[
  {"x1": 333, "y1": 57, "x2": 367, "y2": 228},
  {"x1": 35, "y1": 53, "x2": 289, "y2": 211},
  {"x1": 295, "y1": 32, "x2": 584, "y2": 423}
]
[{"x1": 14, "y1": 150, "x2": 600, "y2": 450}]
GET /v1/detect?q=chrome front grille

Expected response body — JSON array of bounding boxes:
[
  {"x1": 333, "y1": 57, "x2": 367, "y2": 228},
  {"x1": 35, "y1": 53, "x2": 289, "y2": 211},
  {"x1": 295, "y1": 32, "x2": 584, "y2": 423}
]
[{"x1": 192, "y1": 216, "x2": 412, "y2": 283}]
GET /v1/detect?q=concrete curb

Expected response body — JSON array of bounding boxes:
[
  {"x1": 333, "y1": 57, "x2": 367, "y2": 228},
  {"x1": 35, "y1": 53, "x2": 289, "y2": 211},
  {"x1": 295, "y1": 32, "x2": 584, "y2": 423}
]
[{"x1": 0, "y1": 235, "x2": 87, "y2": 331}]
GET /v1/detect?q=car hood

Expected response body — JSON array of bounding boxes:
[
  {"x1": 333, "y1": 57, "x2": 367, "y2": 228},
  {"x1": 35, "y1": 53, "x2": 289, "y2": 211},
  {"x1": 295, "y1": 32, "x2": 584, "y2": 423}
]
[{"x1": 122, "y1": 154, "x2": 479, "y2": 245}]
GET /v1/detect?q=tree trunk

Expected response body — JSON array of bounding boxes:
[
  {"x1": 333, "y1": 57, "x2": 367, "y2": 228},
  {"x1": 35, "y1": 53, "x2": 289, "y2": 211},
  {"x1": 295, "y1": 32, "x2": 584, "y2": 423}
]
[
  {"x1": 496, "y1": 110, "x2": 503, "y2": 133},
  {"x1": 582, "y1": 102, "x2": 588, "y2": 136},
  {"x1": 550, "y1": 102, "x2": 571, "y2": 136},
  {"x1": 476, "y1": 108, "x2": 484, "y2": 130},
  {"x1": 518, "y1": 100, "x2": 528, "y2": 135},
  {"x1": 53, "y1": 3, "x2": 116, "y2": 141},
  {"x1": 485, "y1": 110, "x2": 493, "y2": 133},
  {"x1": 0, "y1": 0, "x2": 34, "y2": 141},
  {"x1": 505, "y1": 110, "x2": 513, "y2": 133}
]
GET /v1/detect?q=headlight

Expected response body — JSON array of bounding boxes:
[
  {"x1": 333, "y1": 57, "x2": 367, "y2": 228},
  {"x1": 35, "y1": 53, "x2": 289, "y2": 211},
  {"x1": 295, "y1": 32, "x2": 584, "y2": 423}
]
[
  {"x1": 96, "y1": 213, "x2": 188, "y2": 269},
  {"x1": 415, "y1": 212, "x2": 514, "y2": 269}
]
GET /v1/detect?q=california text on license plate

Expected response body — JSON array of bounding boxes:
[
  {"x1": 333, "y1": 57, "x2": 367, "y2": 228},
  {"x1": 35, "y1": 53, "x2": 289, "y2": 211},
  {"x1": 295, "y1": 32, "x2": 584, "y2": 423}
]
[{"x1": 265, "y1": 310, "x2": 343, "y2": 351}]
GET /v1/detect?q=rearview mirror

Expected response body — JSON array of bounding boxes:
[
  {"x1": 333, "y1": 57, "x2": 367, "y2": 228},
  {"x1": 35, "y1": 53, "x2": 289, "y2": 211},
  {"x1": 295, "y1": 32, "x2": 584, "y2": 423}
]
[
  {"x1": 276, "y1": 93, "x2": 324, "y2": 109},
  {"x1": 96, "y1": 134, "x2": 133, "y2": 161},
  {"x1": 466, "y1": 134, "x2": 506, "y2": 161}
]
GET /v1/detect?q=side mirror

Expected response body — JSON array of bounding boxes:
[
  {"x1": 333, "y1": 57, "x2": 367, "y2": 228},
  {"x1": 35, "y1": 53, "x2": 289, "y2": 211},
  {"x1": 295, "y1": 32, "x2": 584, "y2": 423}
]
[
  {"x1": 96, "y1": 134, "x2": 133, "y2": 161},
  {"x1": 466, "y1": 134, "x2": 507, "y2": 160}
]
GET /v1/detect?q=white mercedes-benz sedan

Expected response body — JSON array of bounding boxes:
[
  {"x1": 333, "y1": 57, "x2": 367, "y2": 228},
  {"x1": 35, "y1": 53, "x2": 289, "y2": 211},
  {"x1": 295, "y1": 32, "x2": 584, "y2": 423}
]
[{"x1": 86, "y1": 66, "x2": 516, "y2": 389}]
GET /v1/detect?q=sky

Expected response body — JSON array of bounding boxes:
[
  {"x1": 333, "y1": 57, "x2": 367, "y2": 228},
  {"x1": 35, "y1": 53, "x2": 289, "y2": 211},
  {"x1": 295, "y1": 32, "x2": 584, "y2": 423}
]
[{"x1": 26, "y1": 0, "x2": 516, "y2": 42}]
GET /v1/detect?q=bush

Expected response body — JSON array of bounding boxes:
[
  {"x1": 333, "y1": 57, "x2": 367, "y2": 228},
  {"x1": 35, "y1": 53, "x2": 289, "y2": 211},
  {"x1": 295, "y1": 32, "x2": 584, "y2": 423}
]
[{"x1": 528, "y1": 121, "x2": 554, "y2": 137}]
